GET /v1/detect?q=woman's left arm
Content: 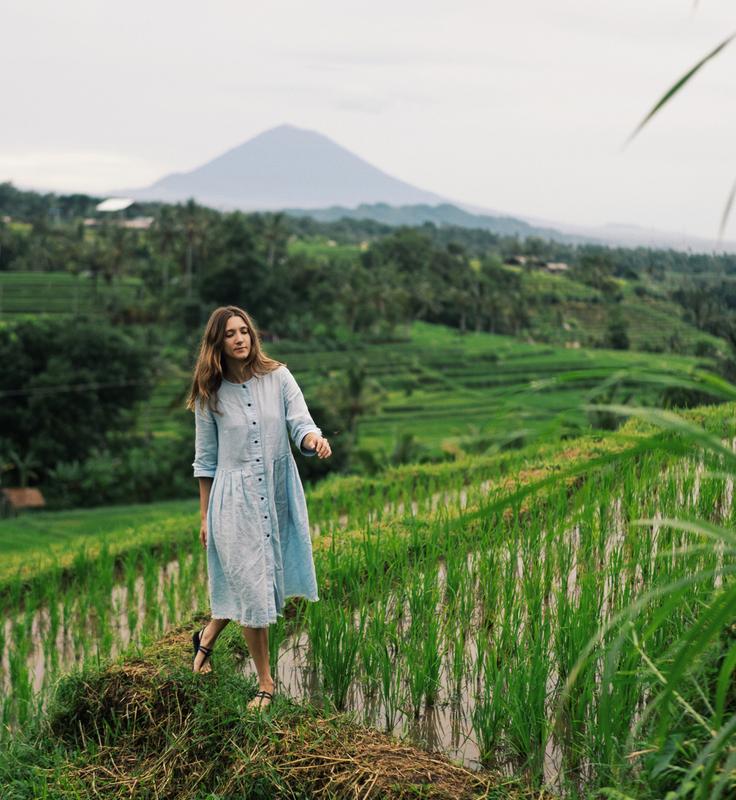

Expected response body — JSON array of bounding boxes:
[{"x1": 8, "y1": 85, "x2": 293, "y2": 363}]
[{"x1": 281, "y1": 367, "x2": 332, "y2": 459}]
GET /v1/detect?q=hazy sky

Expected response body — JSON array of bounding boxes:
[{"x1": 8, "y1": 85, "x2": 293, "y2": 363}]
[{"x1": 2, "y1": 0, "x2": 735, "y2": 238}]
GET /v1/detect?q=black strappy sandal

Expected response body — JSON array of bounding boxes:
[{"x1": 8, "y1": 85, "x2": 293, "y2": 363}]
[
  {"x1": 251, "y1": 688, "x2": 275, "y2": 709},
  {"x1": 192, "y1": 627, "x2": 214, "y2": 672}
]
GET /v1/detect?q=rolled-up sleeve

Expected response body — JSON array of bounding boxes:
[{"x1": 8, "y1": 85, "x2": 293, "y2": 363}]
[
  {"x1": 192, "y1": 401, "x2": 219, "y2": 477},
  {"x1": 281, "y1": 367, "x2": 322, "y2": 457}
]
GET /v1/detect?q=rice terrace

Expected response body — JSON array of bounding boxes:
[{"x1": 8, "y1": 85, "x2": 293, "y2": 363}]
[
  {"x1": 4, "y1": 200, "x2": 736, "y2": 797},
  {"x1": 4, "y1": 7, "x2": 736, "y2": 793}
]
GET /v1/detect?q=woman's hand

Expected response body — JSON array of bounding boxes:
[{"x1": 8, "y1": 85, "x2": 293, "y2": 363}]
[
  {"x1": 200, "y1": 519, "x2": 208, "y2": 548},
  {"x1": 303, "y1": 433, "x2": 332, "y2": 459}
]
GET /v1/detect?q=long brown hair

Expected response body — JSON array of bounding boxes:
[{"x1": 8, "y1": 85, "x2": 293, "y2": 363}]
[{"x1": 186, "y1": 305, "x2": 283, "y2": 414}]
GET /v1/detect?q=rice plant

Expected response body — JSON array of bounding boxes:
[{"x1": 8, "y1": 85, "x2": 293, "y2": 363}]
[{"x1": 313, "y1": 601, "x2": 363, "y2": 711}]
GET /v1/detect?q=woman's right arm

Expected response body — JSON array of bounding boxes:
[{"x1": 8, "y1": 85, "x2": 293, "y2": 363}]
[
  {"x1": 192, "y1": 401, "x2": 218, "y2": 546},
  {"x1": 198, "y1": 477, "x2": 213, "y2": 546}
]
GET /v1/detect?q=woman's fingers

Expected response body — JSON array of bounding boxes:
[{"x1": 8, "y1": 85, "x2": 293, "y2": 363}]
[{"x1": 315, "y1": 436, "x2": 332, "y2": 458}]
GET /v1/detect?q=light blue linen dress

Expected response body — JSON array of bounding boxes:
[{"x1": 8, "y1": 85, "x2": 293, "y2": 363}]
[{"x1": 192, "y1": 365, "x2": 322, "y2": 627}]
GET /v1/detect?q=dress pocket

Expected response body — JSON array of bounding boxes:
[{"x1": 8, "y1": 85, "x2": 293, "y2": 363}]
[{"x1": 272, "y1": 454, "x2": 290, "y2": 537}]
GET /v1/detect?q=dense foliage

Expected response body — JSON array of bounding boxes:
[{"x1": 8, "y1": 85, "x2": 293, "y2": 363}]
[
  {"x1": 0, "y1": 317, "x2": 154, "y2": 487},
  {"x1": 3, "y1": 182, "x2": 736, "y2": 506},
  {"x1": 4, "y1": 181, "x2": 736, "y2": 348}
]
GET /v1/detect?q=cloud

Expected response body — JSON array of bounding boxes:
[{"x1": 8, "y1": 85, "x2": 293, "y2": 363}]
[{"x1": 0, "y1": 151, "x2": 164, "y2": 193}]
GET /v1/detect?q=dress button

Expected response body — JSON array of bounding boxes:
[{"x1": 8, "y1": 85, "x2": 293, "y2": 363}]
[
  {"x1": 247, "y1": 403, "x2": 251, "y2": 407},
  {"x1": 252, "y1": 421, "x2": 256, "y2": 425},
  {"x1": 254, "y1": 440, "x2": 258, "y2": 443},
  {"x1": 258, "y1": 477, "x2": 262, "y2": 482},
  {"x1": 260, "y1": 496, "x2": 264, "y2": 500},
  {"x1": 264, "y1": 515, "x2": 268, "y2": 519},
  {"x1": 256, "y1": 458, "x2": 260, "y2": 462}
]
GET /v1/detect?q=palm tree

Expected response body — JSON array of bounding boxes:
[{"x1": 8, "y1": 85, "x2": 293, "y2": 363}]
[
  {"x1": 180, "y1": 199, "x2": 212, "y2": 298},
  {"x1": 6, "y1": 446, "x2": 41, "y2": 488},
  {"x1": 262, "y1": 212, "x2": 289, "y2": 269},
  {"x1": 151, "y1": 206, "x2": 181, "y2": 296}
]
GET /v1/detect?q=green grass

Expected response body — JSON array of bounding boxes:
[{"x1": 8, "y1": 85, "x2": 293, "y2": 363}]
[
  {"x1": 2, "y1": 396, "x2": 736, "y2": 798},
  {"x1": 0, "y1": 498, "x2": 196, "y2": 556},
  {"x1": 286, "y1": 237, "x2": 362, "y2": 260},
  {"x1": 0, "y1": 271, "x2": 143, "y2": 317}
]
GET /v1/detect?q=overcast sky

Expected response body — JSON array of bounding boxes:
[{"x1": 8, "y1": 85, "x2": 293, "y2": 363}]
[{"x1": 2, "y1": 0, "x2": 735, "y2": 239}]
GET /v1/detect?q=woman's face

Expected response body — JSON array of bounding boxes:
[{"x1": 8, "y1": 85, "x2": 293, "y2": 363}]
[{"x1": 221, "y1": 315, "x2": 251, "y2": 362}]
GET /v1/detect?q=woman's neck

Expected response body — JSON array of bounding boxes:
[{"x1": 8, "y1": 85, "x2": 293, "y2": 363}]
[{"x1": 223, "y1": 358, "x2": 253, "y2": 384}]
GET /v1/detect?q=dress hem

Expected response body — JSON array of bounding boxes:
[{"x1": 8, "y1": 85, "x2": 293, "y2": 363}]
[{"x1": 209, "y1": 593, "x2": 319, "y2": 628}]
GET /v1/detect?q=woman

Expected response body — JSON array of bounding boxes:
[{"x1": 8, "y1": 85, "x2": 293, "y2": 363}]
[{"x1": 187, "y1": 305, "x2": 331, "y2": 710}]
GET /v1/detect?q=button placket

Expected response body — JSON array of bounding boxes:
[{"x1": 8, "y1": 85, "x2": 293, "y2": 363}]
[
  {"x1": 244, "y1": 384, "x2": 271, "y2": 542},
  {"x1": 240, "y1": 386, "x2": 275, "y2": 621}
]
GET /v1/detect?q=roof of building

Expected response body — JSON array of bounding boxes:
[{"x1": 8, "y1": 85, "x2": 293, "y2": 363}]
[
  {"x1": 96, "y1": 197, "x2": 135, "y2": 212},
  {"x1": 1, "y1": 487, "x2": 46, "y2": 509}
]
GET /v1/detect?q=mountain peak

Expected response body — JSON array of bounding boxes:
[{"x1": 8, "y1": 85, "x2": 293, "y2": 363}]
[{"x1": 124, "y1": 126, "x2": 444, "y2": 211}]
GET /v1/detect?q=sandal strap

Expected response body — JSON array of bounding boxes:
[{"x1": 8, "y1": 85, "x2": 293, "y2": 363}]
[
  {"x1": 193, "y1": 628, "x2": 214, "y2": 666},
  {"x1": 254, "y1": 690, "x2": 273, "y2": 700}
]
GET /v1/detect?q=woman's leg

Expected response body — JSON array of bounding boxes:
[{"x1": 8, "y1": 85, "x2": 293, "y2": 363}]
[
  {"x1": 193, "y1": 618, "x2": 230, "y2": 673},
  {"x1": 241, "y1": 625, "x2": 276, "y2": 707}
]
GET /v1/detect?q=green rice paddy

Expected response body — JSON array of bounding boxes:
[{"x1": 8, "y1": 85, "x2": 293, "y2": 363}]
[
  {"x1": 2, "y1": 400, "x2": 736, "y2": 796},
  {"x1": 140, "y1": 320, "x2": 719, "y2": 460},
  {"x1": 0, "y1": 271, "x2": 144, "y2": 318}
]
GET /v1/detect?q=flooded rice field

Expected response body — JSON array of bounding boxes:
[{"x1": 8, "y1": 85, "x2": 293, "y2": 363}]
[{"x1": 2, "y1": 445, "x2": 735, "y2": 795}]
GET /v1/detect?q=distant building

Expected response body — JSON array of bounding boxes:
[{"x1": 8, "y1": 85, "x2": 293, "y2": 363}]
[
  {"x1": 96, "y1": 197, "x2": 135, "y2": 213},
  {"x1": 1, "y1": 487, "x2": 46, "y2": 517},
  {"x1": 505, "y1": 256, "x2": 570, "y2": 273},
  {"x1": 121, "y1": 217, "x2": 154, "y2": 229},
  {"x1": 83, "y1": 198, "x2": 152, "y2": 229}
]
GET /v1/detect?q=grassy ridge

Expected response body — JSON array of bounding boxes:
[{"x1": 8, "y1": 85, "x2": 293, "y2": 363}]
[{"x1": 3, "y1": 400, "x2": 734, "y2": 606}]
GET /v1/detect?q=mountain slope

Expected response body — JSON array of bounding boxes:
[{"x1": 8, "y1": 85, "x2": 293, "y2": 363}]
[
  {"x1": 120, "y1": 123, "x2": 736, "y2": 253},
  {"x1": 124, "y1": 124, "x2": 444, "y2": 210},
  {"x1": 283, "y1": 201, "x2": 593, "y2": 243}
]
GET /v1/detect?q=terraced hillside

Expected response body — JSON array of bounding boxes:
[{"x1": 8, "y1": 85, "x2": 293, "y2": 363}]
[
  {"x1": 141, "y1": 321, "x2": 717, "y2": 460},
  {"x1": 0, "y1": 271, "x2": 145, "y2": 317},
  {"x1": 283, "y1": 321, "x2": 716, "y2": 454},
  {"x1": 284, "y1": 237, "x2": 725, "y2": 355}
]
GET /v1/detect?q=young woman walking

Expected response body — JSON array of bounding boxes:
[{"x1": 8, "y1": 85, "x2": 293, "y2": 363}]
[{"x1": 187, "y1": 305, "x2": 331, "y2": 709}]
